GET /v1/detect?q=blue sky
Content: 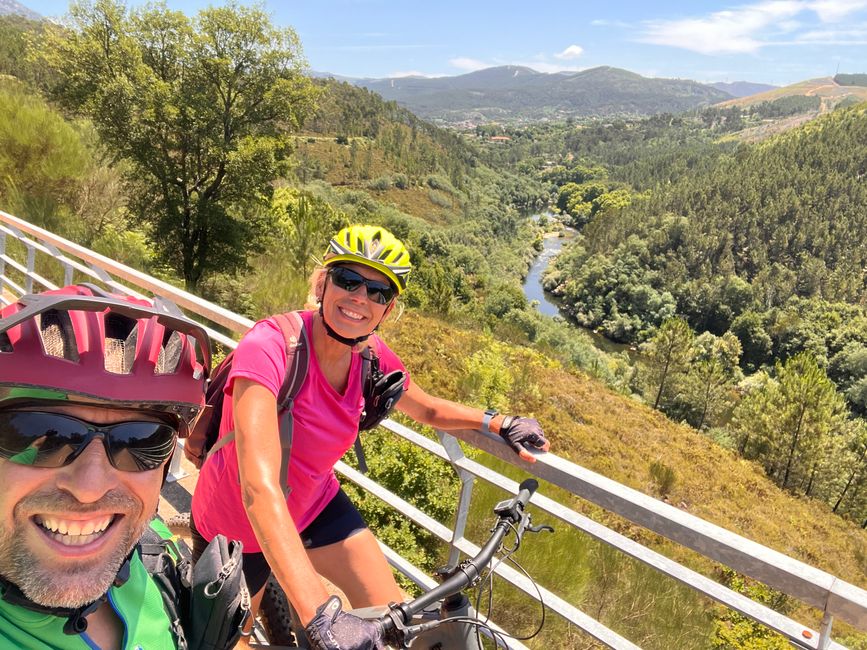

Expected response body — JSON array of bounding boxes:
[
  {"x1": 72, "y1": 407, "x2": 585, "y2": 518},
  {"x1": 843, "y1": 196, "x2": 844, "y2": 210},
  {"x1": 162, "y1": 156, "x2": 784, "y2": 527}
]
[{"x1": 24, "y1": 0, "x2": 867, "y2": 86}]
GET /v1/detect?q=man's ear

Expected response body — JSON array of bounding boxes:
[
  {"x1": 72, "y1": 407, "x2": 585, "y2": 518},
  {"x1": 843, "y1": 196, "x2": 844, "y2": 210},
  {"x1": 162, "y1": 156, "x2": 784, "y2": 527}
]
[{"x1": 384, "y1": 300, "x2": 397, "y2": 318}]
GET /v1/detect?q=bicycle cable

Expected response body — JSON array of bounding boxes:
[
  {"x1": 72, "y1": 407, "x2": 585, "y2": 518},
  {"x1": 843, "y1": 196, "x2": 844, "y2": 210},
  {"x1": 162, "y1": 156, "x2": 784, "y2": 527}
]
[{"x1": 470, "y1": 519, "x2": 548, "y2": 645}]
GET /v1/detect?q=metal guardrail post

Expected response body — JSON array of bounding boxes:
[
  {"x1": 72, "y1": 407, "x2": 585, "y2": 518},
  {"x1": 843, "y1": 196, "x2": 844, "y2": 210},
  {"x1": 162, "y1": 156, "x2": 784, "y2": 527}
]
[
  {"x1": 437, "y1": 430, "x2": 476, "y2": 567},
  {"x1": 0, "y1": 229, "x2": 6, "y2": 300},
  {"x1": 818, "y1": 612, "x2": 834, "y2": 650},
  {"x1": 41, "y1": 241, "x2": 74, "y2": 286},
  {"x1": 166, "y1": 440, "x2": 188, "y2": 482},
  {"x1": 25, "y1": 243, "x2": 34, "y2": 294}
]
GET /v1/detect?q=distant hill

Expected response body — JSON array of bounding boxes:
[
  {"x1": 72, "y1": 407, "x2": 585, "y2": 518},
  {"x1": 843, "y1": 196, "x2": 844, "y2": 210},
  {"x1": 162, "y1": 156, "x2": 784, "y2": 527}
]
[
  {"x1": 709, "y1": 81, "x2": 777, "y2": 98},
  {"x1": 338, "y1": 65, "x2": 731, "y2": 125},
  {"x1": 716, "y1": 76, "x2": 867, "y2": 111},
  {"x1": 0, "y1": 0, "x2": 39, "y2": 20}
]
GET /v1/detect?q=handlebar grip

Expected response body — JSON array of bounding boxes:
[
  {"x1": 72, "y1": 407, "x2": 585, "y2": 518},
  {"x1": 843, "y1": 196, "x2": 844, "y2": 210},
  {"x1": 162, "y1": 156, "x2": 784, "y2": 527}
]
[
  {"x1": 495, "y1": 478, "x2": 538, "y2": 523},
  {"x1": 515, "y1": 478, "x2": 538, "y2": 507}
]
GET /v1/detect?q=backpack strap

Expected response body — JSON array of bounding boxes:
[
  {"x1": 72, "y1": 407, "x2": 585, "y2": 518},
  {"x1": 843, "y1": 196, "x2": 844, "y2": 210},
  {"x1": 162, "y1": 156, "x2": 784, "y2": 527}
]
[
  {"x1": 354, "y1": 345, "x2": 375, "y2": 474},
  {"x1": 138, "y1": 520, "x2": 192, "y2": 649},
  {"x1": 271, "y1": 312, "x2": 310, "y2": 496},
  {"x1": 204, "y1": 312, "x2": 309, "y2": 497}
]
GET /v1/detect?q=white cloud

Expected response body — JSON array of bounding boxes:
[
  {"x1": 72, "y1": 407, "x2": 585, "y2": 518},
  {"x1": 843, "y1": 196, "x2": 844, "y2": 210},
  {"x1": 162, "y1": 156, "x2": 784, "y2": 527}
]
[
  {"x1": 639, "y1": 0, "x2": 867, "y2": 54},
  {"x1": 808, "y1": 0, "x2": 867, "y2": 21},
  {"x1": 799, "y1": 25, "x2": 867, "y2": 38},
  {"x1": 640, "y1": 1, "x2": 804, "y2": 54},
  {"x1": 388, "y1": 70, "x2": 447, "y2": 78},
  {"x1": 591, "y1": 18, "x2": 631, "y2": 28},
  {"x1": 448, "y1": 57, "x2": 491, "y2": 72},
  {"x1": 448, "y1": 55, "x2": 583, "y2": 74},
  {"x1": 554, "y1": 45, "x2": 585, "y2": 60}
]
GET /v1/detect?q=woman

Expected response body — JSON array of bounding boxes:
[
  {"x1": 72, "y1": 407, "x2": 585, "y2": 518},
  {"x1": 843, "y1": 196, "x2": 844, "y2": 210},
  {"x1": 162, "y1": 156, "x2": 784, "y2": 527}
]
[{"x1": 190, "y1": 224, "x2": 550, "y2": 650}]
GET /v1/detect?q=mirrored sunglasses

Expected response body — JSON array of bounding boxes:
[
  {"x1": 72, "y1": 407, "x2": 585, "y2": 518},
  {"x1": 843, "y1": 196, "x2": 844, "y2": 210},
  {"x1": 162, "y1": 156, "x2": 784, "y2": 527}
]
[
  {"x1": 0, "y1": 410, "x2": 178, "y2": 472},
  {"x1": 328, "y1": 266, "x2": 396, "y2": 305}
]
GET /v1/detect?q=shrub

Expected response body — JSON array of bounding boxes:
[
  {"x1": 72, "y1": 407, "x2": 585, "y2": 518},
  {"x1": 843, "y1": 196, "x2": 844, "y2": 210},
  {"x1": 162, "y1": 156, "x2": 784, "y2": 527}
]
[
  {"x1": 649, "y1": 460, "x2": 676, "y2": 496},
  {"x1": 428, "y1": 189, "x2": 452, "y2": 208},
  {"x1": 367, "y1": 176, "x2": 392, "y2": 191}
]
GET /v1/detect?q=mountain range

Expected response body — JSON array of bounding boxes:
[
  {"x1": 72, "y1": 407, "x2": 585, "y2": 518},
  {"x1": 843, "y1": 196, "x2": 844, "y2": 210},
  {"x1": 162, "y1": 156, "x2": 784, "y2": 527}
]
[
  {"x1": 0, "y1": 0, "x2": 39, "y2": 20},
  {"x1": 3, "y1": 1, "x2": 780, "y2": 126},
  {"x1": 708, "y1": 81, "x2": 777, "y2": 98},
  {"x1": 322, "y1": 66, "x2": 749, "y2": 125}
]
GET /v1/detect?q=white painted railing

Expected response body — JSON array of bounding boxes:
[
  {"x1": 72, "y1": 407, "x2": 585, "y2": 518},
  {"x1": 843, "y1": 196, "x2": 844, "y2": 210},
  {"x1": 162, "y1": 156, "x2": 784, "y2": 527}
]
[{"x1": 2, "y1": 209, "x2": 865, "y2": 649}]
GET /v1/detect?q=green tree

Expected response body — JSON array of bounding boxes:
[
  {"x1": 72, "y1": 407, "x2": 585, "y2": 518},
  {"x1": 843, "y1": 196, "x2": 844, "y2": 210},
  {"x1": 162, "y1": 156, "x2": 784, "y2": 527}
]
[
  {"x1": 640, "y1": 318, "x2": 695, "y2": 410},
  {"x1": 270, "y1": 187, "x2": 346, "y2": 279},
  {"x1": 730, "y1": 311, "x2": 772, "y2": 372},
  {"x1": 0, "y1": 79, "x2": 89, "y2": 231},
  {"x1": 36, "y1": 0, "x2": 316, "y2": 288},
  {"x1": 681, "y1": 332, "x2": 742, "y2": 430},
  {"x1": 833, "y1": 421, "x2": 867, "y2": 514},
  {"x1": 732, "y1": 353, "x2": 847, "y2": 490}
]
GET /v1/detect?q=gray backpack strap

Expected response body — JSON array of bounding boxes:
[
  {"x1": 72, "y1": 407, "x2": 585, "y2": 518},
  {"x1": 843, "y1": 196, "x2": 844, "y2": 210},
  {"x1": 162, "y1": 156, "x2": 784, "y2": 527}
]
[
  {"x1": 271, "y1": 312, "x2": 310, "y2": 497},
  {"x1": 209, "y1": 313, "x2": 309, "y2": 497},
  {"x1": 354, "y1": 346, "x2": 372, "y2": 474}
]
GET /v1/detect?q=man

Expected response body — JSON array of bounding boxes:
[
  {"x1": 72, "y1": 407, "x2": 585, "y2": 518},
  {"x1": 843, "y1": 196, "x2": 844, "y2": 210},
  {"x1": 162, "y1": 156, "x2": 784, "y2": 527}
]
[{"x1": 0, "y1": 284, "x2": 237, "y2": 649}]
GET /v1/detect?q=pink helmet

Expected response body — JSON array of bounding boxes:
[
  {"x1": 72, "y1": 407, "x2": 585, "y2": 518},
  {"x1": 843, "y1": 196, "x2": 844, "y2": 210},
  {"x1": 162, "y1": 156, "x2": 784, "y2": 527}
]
[{"x1": 0, "y1": 284, "x2": 210, "y2": 434}]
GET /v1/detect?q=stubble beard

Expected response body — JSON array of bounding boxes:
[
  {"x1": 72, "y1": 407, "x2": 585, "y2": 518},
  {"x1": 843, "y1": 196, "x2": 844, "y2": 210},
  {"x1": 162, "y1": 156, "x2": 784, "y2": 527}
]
[{"x1": 0, "y1": 490, "x2": 149, "y2": 609}]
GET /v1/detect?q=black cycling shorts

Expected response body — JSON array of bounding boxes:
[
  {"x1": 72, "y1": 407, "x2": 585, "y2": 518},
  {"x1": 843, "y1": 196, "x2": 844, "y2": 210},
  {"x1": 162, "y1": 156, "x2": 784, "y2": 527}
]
[{"x1": 190, "y1": 487, "x2": 368, "y2": 596}]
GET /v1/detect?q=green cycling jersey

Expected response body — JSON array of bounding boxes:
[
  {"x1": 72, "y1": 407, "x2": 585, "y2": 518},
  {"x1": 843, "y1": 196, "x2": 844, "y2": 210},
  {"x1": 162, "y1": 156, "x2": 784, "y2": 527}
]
[{"x1": 0, "y1": 522, "x2": 179, "y2": 650}]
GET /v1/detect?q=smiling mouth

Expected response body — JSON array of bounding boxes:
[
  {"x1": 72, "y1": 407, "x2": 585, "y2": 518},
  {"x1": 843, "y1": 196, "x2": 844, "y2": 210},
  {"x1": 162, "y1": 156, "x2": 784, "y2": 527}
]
[
  {"x1": 33, "y1": 514, "x2": 117, "y2": 547},
  {"x1": 338, "y1": 306, "x2": 366, "y2": 321}
]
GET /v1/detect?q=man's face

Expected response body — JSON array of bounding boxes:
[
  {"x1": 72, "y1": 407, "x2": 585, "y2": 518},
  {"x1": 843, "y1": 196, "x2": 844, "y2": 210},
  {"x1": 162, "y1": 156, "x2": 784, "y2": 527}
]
[{"x1": 0, "y1": 404, "x2": 165, "y2": 608}]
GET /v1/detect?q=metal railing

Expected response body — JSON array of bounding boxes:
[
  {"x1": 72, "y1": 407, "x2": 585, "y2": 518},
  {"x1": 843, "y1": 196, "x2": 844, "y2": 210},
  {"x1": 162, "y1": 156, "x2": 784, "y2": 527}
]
[{"x1": 2, "y1": 208, "x2": 866, "y2": 650}]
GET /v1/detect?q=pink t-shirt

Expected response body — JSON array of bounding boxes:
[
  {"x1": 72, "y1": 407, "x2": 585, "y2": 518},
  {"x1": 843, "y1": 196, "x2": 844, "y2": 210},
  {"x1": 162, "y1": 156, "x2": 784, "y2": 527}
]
[{"x1": 190, "y1": 310, "x2": 409, "y2": 553}]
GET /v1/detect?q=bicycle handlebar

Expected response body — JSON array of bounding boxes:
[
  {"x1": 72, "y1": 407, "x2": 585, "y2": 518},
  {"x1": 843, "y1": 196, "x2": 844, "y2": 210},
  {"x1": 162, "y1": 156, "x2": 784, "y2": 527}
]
[{"x1": 378, "y1": 478, "x2": 539, "y2": 642}]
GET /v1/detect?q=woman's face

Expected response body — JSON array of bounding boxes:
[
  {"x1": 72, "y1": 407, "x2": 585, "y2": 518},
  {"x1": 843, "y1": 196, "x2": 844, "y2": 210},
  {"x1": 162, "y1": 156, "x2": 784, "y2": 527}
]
[{"x1": 321, "y1": 263, "x2": 396, "y2": 339}]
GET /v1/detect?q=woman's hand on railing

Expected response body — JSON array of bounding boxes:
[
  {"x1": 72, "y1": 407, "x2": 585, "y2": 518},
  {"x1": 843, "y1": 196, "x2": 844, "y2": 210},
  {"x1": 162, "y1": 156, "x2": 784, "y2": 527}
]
[{"x1": 499, "y1": 416, "x2": 550, "y2": 463}]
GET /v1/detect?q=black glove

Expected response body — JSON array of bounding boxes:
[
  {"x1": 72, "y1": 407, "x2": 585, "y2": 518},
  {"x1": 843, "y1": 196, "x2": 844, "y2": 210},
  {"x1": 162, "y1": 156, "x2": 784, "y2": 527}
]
[
  {"x1": 305, "y1": 596, "x2": 385, "y2": 650},
  {"x1": 499, "y1": 416, "x2": 549, "y2": 456}
]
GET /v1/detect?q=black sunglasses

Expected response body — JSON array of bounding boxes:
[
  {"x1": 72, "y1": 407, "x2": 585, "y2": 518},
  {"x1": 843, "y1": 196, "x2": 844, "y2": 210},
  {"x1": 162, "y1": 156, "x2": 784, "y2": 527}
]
[
  {"x1": 0, "y1": 411, "x2": 179, "y2": 472},
  {"x1": 328, "y1": 267, "x2": 396, "y2": 305}
]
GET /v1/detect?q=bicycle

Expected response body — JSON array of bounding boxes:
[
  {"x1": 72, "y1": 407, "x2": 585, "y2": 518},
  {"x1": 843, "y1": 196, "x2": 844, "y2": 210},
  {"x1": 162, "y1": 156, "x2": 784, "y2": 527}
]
[{"x1": 254, "y1": 478, "x2": 553, "y2": 649}]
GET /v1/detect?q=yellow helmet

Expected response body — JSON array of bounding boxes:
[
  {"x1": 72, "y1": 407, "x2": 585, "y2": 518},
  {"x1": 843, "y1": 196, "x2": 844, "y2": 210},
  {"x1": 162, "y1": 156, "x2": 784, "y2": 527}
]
[{"x1": 324, "y1": 225, "x2": 412, "y2": 293}]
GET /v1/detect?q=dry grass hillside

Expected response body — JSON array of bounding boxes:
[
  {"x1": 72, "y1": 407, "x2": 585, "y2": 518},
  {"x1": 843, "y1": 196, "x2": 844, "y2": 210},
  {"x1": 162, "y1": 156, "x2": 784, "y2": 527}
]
[
  {"x1": 293, "y1": 135, "x2": 463, "y2": 224},
  {"x1": 717, "y1": 76, "x2": 867, "y2": 111},
  {"x1": 382, "y1": 311, "x2": 867, "y2": 589}
]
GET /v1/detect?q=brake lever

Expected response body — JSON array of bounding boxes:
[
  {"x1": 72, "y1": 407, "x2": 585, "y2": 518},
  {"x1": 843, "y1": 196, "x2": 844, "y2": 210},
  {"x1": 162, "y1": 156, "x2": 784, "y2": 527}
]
[
  {"x1": 527, "y1": 523, "x2": 554, "y2": 534},
  {"x1": 515, "y1": 513, "x2": 554, "y2": 540}
]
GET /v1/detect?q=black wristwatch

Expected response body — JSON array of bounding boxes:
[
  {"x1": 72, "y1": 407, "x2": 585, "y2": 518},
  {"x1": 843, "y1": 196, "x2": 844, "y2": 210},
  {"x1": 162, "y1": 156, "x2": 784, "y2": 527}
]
[{"x1": 481, "y1": 409, "x2": 499, "y2": 434}]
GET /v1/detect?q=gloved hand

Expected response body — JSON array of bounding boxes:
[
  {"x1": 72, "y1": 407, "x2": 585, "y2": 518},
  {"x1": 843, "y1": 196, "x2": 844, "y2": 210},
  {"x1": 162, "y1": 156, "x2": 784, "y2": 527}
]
[
  {"x1": 305, "y1": 596, "x2": 385, "y2": 650},
  {"x1": 500, "y1": 416, "x2": 550, "y2": 463}
]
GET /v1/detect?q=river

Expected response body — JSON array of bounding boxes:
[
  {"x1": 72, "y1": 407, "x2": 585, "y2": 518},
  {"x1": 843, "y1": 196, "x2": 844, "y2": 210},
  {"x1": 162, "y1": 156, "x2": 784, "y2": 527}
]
[
  {"x1": 522, "y1": 222, "x2": 634, "y2": 356},
  {"x1": 523, "y1": 230, "x2": 575, "y2": 317}
]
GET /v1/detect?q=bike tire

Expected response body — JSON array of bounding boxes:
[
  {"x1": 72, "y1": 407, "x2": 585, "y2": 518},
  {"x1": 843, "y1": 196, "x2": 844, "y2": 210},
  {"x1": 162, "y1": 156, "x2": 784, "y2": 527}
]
[{"x1": 259, "y1": 574, "x2": 303, "y2": 647}]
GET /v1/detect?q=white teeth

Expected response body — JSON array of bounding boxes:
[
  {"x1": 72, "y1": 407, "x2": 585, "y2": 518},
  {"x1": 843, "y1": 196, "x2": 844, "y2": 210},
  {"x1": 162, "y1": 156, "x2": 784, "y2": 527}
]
[
  {"x1": 339, "y1": 307, "x2": 365, "y2": 321},
  {"x1": 36, "y1": 514, "x2": 113, "y2": 542}
]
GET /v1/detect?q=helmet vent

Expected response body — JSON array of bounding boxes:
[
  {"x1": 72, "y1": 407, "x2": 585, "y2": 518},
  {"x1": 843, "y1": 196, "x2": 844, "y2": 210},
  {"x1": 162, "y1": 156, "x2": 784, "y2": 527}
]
[
  {"x1": 0, "y1": 331, "x2": 11, "y2": 353},
  {"x1": 38, "y1": 310, "x2": 79, "y2": 362},
  {"x1": 105, "y1": 314, "x2": 136, "y2": 374},
  {"x1": 157, "y1": 330, "x2": 183, "y2": 375}
]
